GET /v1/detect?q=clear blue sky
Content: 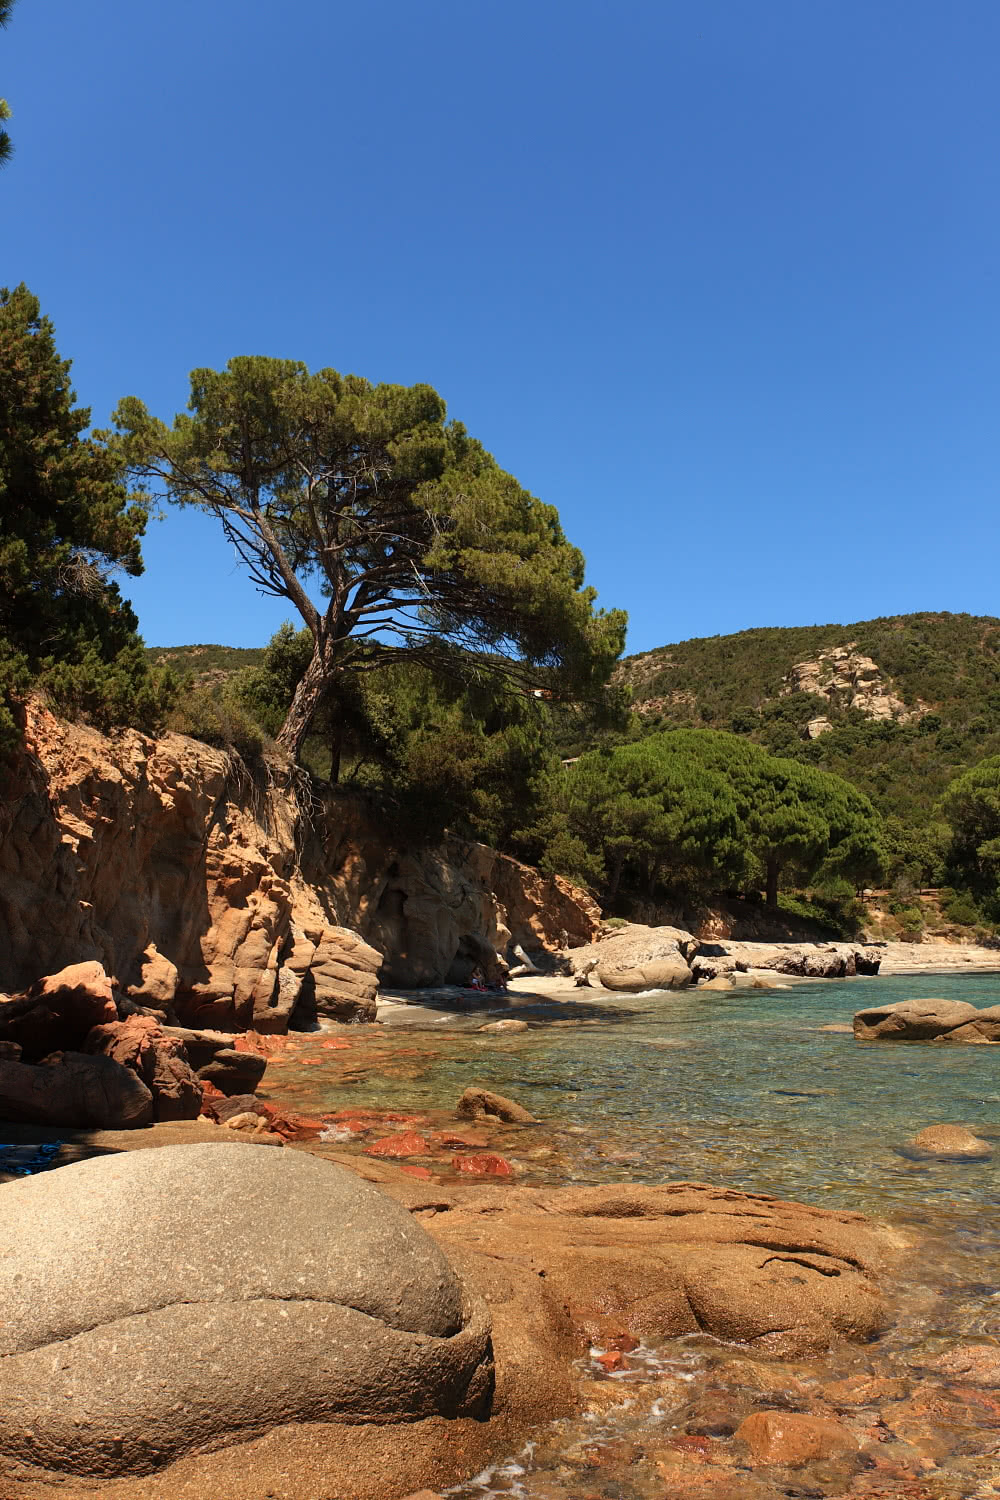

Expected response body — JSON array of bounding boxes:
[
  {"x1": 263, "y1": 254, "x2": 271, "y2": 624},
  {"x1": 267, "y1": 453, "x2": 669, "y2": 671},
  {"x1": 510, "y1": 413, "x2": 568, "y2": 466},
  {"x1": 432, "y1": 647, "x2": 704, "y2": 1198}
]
[{"x1": 5, "y1": 1, "x2": 998, "y2": 654}]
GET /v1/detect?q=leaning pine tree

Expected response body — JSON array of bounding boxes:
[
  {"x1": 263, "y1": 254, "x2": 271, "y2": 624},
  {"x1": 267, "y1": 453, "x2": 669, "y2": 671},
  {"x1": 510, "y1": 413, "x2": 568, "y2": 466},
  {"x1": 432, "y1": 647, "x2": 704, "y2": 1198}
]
[{"x1": 112, "y1": 358, "x2": 626, "y2": 761}]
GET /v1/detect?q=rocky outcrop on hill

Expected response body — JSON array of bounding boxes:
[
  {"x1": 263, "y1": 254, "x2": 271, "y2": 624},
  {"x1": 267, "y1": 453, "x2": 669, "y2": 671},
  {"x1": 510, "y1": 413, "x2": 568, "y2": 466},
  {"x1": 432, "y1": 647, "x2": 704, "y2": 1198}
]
[
  {"x1": 782, "y1": 644, "x2": 922, "y2": 725},
  {"x1": 0, "y1": 705, "x2": 598, "y2": 1025},
  {"x1": 854, "y1": 997, "x2": 1000, "y2": 1042}
]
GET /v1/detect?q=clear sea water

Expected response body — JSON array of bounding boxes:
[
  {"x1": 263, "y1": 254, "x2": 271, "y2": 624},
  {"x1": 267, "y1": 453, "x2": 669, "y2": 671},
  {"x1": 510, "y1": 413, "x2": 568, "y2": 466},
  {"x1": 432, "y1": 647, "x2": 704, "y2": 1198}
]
[{"x1": 263, "y1": 972, "x2": 1000, "y2": 1498}]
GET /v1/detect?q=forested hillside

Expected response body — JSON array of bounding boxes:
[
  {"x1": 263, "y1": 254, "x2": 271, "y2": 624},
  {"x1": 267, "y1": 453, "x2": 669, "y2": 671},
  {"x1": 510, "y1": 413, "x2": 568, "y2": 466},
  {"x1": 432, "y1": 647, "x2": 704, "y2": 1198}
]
[
  {"x1": 618, "y1": 612, "x2": 1000, "y2": 829},
  {"x1": 145, "y1": 612, "x2": 1000, "y2": 933}
]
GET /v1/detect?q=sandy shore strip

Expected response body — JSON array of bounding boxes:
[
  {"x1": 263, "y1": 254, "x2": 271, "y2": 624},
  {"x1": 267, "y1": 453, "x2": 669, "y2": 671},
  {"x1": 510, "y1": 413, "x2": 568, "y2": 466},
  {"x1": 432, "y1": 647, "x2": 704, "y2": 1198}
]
[{"x1": 876, "y1": 940, "x2": 1000, "y2": 975}]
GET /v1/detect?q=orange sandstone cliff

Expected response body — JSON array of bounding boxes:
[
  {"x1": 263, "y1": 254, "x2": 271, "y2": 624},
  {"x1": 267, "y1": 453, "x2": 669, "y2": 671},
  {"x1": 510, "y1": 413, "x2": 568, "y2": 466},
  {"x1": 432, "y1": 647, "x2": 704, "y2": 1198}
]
[{"x1": 0, "y1": 704, "x2": 599, "y2": 1028}]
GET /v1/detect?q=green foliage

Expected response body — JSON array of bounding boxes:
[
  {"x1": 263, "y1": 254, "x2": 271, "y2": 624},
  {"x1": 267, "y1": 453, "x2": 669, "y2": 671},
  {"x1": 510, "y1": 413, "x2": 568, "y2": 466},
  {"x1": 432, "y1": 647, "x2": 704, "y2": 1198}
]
[
  {"x1": 939, "y1": 887, "x2": 982, "y2": 927},
  {"x1": 619, "y1": 613, "x2": 1000, "y2": 833},
  {"x1": 0, "y1": 1, "x2": 15, "y2": 169},
  {"x1": 0, "y1": 285, "x2": 171, "y2": 750},
  {"x1": 111, "y1": 356, "x2": 626, "y2": 760},
  {"x1": 893, "y1": 905, "x2": 925, "y2": 939},
  {"x1": 165, "y1": 680, "x2": 266, "y2": 759},
  {"x1": 939, "y1": 756, "x2": 1000, "y2": 918},
  {"x1": 776, "y1": 889, "x2": 864, "y2": 940},
  {"x1": 521, "y1": 729, "x2": 884, "y2": 909}
]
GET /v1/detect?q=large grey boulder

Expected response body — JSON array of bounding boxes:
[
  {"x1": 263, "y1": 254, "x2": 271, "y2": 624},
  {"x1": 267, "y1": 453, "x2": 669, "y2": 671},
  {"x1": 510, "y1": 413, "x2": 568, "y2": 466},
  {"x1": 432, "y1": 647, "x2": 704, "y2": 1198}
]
[
  {"x1": 0, "y1": 1144, "x2": 492, "y2": 1477},
  {"x1": 568, "y1": 924, "x2": 697, "y2": 992},
  {"x1": 598, "y1": 956, "x2": 692, "y2": 991}
]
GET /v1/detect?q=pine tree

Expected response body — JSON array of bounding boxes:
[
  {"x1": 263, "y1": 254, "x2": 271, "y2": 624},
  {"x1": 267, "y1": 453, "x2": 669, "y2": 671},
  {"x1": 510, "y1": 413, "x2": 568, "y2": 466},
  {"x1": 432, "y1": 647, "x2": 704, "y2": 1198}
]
[{"x1": 0, "y1": 285, "x2": 171, "y2": 748}]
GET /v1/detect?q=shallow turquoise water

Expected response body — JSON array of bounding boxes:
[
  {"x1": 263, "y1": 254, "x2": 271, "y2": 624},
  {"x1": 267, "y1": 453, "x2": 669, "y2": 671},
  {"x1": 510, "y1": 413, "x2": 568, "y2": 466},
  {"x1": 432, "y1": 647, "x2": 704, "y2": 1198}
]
[
  {"x1": 356, "y1": 974, "x2": 1000, "y2": 1221},
  {"x1": 269, "y1": 972, "x2": 1000, "y2": 1496}
]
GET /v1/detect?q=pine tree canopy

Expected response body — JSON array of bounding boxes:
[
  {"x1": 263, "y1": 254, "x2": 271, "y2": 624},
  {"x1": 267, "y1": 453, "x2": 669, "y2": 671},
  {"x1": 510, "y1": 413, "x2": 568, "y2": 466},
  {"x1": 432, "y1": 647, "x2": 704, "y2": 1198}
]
[{"x1": 111, "y1": 356, "x2": 626, "y2": 759}]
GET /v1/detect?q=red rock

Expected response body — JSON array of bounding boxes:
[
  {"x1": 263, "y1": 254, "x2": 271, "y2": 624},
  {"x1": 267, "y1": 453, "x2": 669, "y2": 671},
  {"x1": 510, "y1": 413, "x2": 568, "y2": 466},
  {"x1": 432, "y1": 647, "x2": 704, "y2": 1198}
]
[
  {"x1": 433, "y1": 1131, "x2": 489, "y2": 1148},
  {"x1": 255, "y1": 1102, "x2": 327, "y2": 1139},
  {"x1": 399, "y1": 1164, "x2": 433, "y2": 1179},
  {"x1": 233, "y1": 1031, "x2": 289, "y2": 1056},
  {"x1": 735, "y1": 1410, "x2": 859, "y2": 1467},
  {"x1": 607, "y1": 1333, "x2": 640, "y2": 1353},
  {"x1": 364, "y1": 1131, "x2": 430, "y2": 1159},
  {"x1": 451, "y1": 1152, "x2": 514, "y2": 1178},
  {"x1": 596, "y1": 1351, "x2": 626, "y2": 1372},
  {"x1": 83, "y1": 1015, "x2": 202, "y2": 1120},
  {"x1": 320, "y1": 1039, "x2": 352, "y2": 1050},
  {"x1": 200, "y1": 1078, "x2": 227, "y2": 1103},
  {"x1": 669, "y1": 1434, "x2": 713, "y2": 1454}
]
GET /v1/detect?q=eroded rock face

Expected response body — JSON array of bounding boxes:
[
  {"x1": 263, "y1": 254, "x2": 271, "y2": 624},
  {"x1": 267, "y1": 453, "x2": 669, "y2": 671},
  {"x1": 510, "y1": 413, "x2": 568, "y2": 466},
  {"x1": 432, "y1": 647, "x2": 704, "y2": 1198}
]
[
  {"x1": 320, "y1": 816, "x2": 600, "y2": 988},
  {"x1": 0, "y1": 705, "x2": 598, "y2": 1016},
  {"x1": 409, "y1": 1179, "x2": 893, "y2": 1360},
  {"x1": 0, "y1": 1144, "x2": 493, "y2": 1478}
]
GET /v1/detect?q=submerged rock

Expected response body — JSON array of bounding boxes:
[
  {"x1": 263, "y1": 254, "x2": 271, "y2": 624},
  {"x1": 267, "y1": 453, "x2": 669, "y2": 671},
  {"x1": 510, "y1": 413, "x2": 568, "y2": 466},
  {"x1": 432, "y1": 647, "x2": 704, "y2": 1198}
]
[
  {"x1": 734, "y1": 1409, "x2": 860, "y2": 1467},
  {"x1": 904, "y1": 1124, "x2": 992, "y2": 1159},
  {"x1": 456, "y1": 1086, "x2": 538, "y2": 1123}
]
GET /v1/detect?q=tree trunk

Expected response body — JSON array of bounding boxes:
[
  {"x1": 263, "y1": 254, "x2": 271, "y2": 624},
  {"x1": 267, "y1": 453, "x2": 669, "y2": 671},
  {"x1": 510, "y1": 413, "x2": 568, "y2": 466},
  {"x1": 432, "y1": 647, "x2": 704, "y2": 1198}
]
[
  {"x1": 765, "y1": 855, "x2": 780, "y2": 909},
  {"x1": 276, "y1": 636, "x2": 334, "y2": 761},
  {"x1": 605, "y1": 847, "x2": 627, "y2": 907},
  {"x1": 329, "y1": 717, "x2": 343, "y2": 785}
]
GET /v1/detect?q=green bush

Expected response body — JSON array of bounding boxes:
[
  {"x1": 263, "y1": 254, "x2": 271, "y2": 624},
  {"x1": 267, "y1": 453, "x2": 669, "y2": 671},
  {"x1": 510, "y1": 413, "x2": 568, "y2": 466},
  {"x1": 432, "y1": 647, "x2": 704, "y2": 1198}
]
[
  {"x1": 940, "y1": 889, "x2": 981, "y2": 926},
  {"x1": 894, "y1": 905, "x2": 925, "y2": 938},
  {"x1": 166, "y1": 682, "x2": 267, "y2": 760}
]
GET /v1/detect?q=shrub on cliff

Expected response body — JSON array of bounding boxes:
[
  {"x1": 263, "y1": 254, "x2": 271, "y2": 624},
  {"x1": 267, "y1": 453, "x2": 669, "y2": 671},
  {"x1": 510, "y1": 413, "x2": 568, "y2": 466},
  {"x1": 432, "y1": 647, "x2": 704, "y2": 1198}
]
[{"x1": 0, "y1": 284, "x2": 173, "y2": 750}]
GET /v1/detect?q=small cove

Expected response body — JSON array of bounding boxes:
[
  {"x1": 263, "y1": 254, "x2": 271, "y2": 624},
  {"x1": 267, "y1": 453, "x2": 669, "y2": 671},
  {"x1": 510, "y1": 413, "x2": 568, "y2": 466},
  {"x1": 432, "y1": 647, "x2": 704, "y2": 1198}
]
[{"x1": 262, "y1": 970, "x2": 1000, "y2": 1498}]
